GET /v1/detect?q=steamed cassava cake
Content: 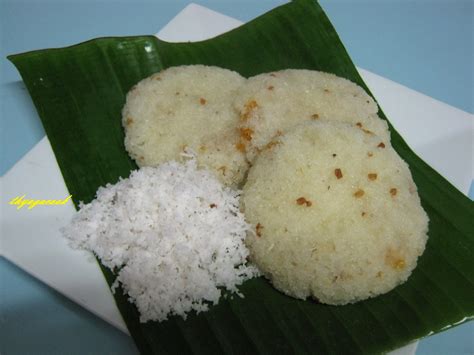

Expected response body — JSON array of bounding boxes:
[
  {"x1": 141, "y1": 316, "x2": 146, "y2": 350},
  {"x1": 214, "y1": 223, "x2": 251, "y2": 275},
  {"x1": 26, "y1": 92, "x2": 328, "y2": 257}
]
[
  {"x1": 123, "y1": 65, "x2": 247, "y2": 187},
  {"x1": 234, "y1": 69, "x2": 390, "y2": 161},
  {"x1": 241, "y1": 121, "x2": 429, "y2": 305}
]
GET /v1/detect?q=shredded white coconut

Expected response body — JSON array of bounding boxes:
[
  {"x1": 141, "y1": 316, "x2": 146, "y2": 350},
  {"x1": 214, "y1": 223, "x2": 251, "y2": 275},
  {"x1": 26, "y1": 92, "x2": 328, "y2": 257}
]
[{"x1": 62, "y1": 158, "x2": 259, "y2": 322}]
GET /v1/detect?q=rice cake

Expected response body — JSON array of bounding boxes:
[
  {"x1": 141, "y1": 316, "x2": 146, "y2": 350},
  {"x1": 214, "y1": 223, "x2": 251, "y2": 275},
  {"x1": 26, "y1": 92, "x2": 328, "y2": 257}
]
[
  {"x1": 123, "y1": 65, "x2": 247, "y2": 187},
  {"x1": 234, "y1": 69, "x2": 390, "y2": 161},
  {"x1": 241, "y1": 121, "x2": 428, "y2": 305}
]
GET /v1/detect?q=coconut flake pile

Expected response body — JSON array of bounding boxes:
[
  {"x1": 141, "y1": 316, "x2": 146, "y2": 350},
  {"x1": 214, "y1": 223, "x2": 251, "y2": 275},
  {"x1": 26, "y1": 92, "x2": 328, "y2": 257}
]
[{"x1": 62, "y1": 158, "x2": 259, "y2": 322}]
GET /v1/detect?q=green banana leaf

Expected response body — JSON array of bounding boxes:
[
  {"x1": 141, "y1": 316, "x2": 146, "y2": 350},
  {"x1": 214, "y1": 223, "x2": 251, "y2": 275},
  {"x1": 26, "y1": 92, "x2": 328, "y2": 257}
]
[{"x1": 8, "y1": 0, "x2": 473, "y2": 353}]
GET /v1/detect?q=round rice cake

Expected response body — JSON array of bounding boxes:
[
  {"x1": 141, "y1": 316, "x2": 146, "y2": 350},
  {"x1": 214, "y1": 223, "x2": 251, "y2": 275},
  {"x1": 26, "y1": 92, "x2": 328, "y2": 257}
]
[
  {"x1": 123, "y1": 65, "x2": 248, "y2": 187},
  {"x1": 234, "y1": 69, "x2": 390, "y2": 161},
  {"x1": 241, "y1": 121, "x2": 428, "y2": 305}
]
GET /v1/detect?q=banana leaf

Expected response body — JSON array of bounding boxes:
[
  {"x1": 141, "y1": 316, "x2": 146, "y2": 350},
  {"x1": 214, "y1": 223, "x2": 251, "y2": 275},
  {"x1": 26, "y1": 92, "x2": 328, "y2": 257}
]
[{"x1": 8, "y1": 0, "x2": 473, "y2": 353}]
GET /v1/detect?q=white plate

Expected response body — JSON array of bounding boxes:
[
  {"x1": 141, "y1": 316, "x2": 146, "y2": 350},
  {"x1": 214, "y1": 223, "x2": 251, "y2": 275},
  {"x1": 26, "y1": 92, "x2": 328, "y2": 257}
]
[{"x1": 1, "y1": 3, "x2": 472, "y2": 354}]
